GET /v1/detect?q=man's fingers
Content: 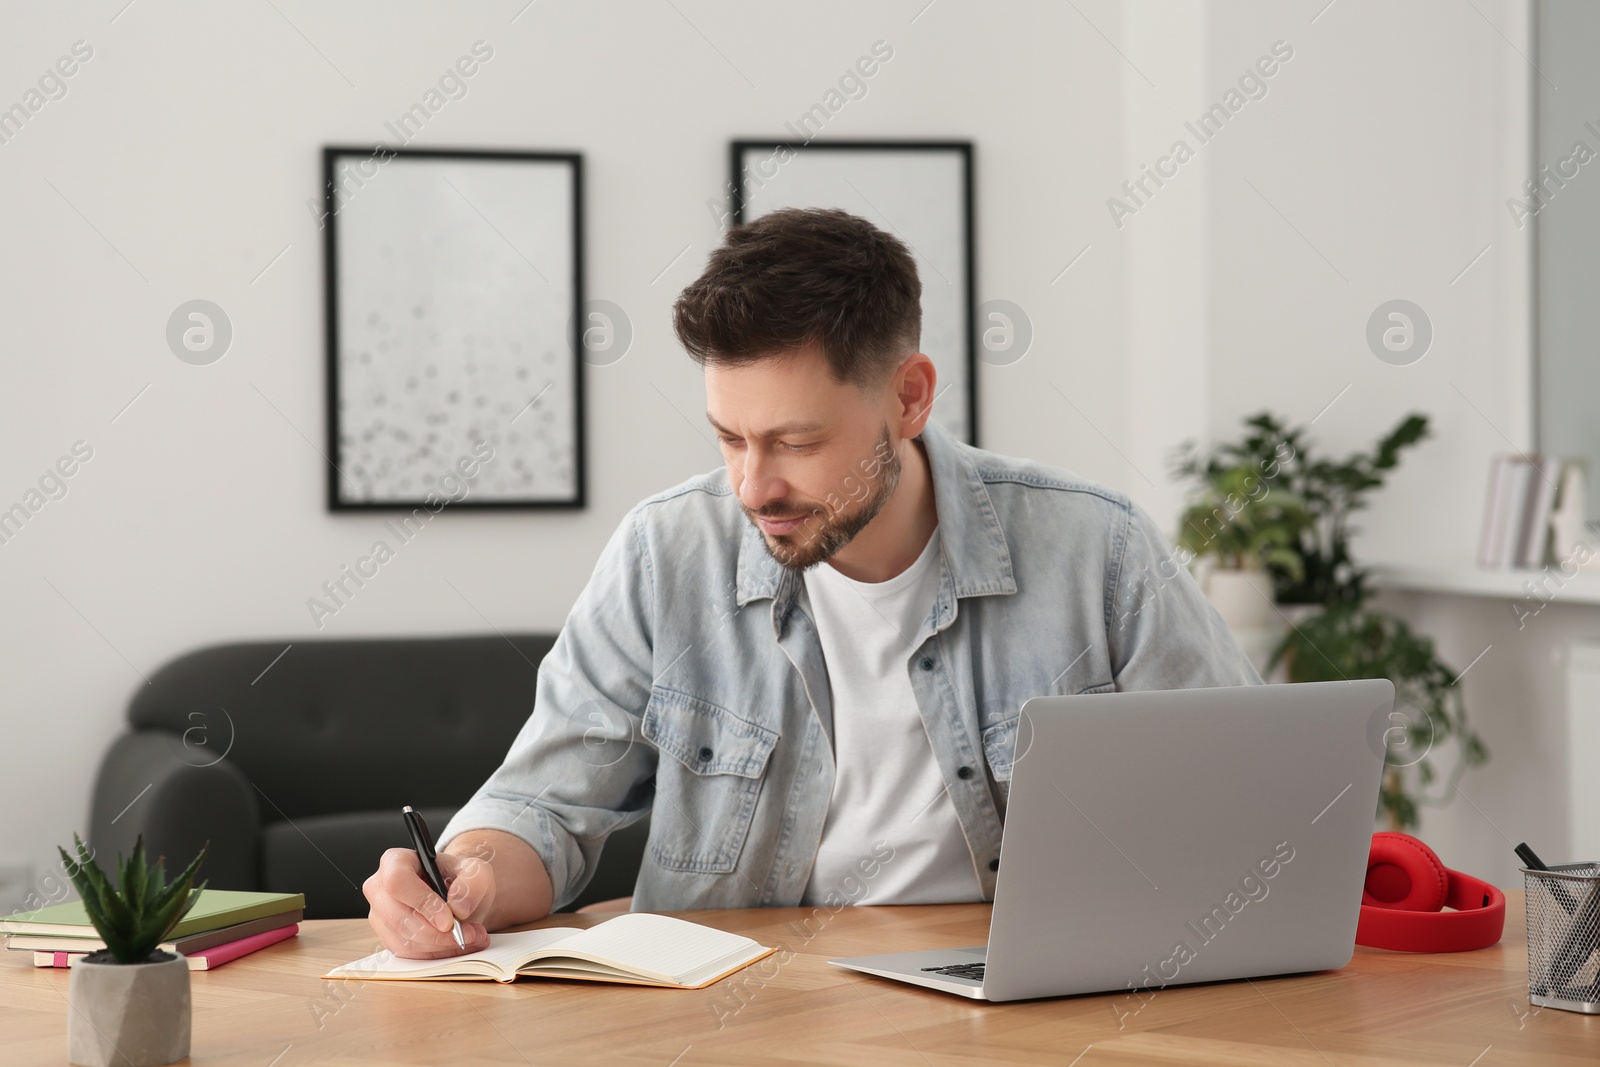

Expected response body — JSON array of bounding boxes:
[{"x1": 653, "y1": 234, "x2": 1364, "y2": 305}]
[
  {"x1": 445, "y1": 878, "x2": 474, "y2": 919},
  {"x1": 368, "y1": 897, "x2": 465, "y2": 960},
  {"x1": 460, "y1": 920, "x2": 491, "y2": 952},
  {"x1": 363, "y1": 848, "x2": 495, "y2": 958},
  {"x1": 439, "y1": 850, "x2": 494, "y2": 921},
  {"x1": 373, "y1": 847, "x2": 453, "y2": 932}
]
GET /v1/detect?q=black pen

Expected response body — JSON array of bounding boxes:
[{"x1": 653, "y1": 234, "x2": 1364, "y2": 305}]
[
  {"x1": 1515, "y1": 841, "x2": 1577, "y2": 915},
  {"x1": 403, "y1": 805, "x2": 465, "y2": 950}
]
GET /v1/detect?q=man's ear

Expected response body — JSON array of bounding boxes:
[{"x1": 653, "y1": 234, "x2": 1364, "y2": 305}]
[{"x1": 894, "y1": 353, "x2": 938, "y2": 437}]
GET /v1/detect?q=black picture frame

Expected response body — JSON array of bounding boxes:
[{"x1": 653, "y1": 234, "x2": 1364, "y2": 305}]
[
  {"x1": 729, "y1": 139, "x2": 977, "y2": 445},
  {"x1": 322, "y1": 146, "x2": 585, "y2": 511}
]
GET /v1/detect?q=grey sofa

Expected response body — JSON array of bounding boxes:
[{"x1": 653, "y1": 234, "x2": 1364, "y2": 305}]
[{"x1": 88, "y1": 635, "x2": 648, "y2": 919}]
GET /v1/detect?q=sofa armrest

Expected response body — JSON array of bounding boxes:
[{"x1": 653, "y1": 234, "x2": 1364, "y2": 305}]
[{"x1": 88, "y1": 730, "x2": 261, "y2": 890}]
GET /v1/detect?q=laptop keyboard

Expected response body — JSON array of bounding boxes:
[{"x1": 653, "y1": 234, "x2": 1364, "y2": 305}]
[{"x1": 921, "y1": 962, "x2": 986, "y2": 981}]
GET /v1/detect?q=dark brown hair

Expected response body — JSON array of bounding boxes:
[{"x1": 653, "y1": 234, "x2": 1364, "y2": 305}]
[{"x1": 672, "y1": 207, "x2": 921, "y2": 387}]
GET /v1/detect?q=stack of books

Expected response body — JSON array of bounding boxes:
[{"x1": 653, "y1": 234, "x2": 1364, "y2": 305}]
[
  {"x1": 1478, "y1": 454, "x2": 1572, "y2": 569},
  {"x1": 2, "y1": 889, "x2": 304, "y2": 971}
]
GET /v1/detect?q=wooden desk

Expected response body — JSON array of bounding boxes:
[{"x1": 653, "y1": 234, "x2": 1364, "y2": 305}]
[{"x1": 3, "y1": 892, "x2": 1594, "y2": 1065}]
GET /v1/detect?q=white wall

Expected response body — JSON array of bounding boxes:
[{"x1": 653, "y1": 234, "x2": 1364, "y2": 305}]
[
  {"x1": 1121, "y1": 3, "x2": 1211, "y2": 527},
  {"x1": 0, "y1": 1, "x2": 1139, "y2": 902},
  {"x1": 1204, "y1": 0, "x2": 1532, "y2": 567}
]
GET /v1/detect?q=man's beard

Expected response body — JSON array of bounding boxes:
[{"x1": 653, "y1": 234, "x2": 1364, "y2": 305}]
[{"x1": 742, "y1": 425, "x2": 903, "y2": 572}]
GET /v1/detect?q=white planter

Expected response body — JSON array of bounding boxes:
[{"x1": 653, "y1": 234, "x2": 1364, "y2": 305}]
[
  {"x1": 1203, "y1": 568, "x2": 1280, "y2": 632},
  {"x1": 1204, "y1": 568, "x2": 1285, "y2": 679},
  {"x1": 68, "y1": 950, "x2": 190, "y2": 1067}
]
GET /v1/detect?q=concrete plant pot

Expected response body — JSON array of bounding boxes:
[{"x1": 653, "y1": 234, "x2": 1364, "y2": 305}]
[{"x1": 68, "y1": 949, "x2": 190, "y2": 1067}]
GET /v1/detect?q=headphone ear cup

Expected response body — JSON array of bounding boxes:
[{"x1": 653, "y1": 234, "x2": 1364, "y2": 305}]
[{"x1": 1362, "y1": 832, "x2": 1449, "y2": 912}]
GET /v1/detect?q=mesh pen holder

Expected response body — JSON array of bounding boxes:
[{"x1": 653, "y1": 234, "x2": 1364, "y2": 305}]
[{"x1": 1523, "y1": 862, "x2": 1600, "y2": 1014}]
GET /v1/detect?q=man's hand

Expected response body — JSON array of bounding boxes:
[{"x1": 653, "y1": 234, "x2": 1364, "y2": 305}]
[
  {"x1": 363, "y1": 847, "x2": 494, "y2": 959},
  {"x1": 363, "y1": 829, "x2": 554, "y2": 958}
]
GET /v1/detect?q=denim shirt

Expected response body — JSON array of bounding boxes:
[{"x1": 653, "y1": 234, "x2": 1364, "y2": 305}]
[{"x1": 438, "y1": 421, "x2": 1262, "y2": 911}]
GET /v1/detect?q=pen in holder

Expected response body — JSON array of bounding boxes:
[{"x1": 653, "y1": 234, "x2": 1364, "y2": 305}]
[{"x1": 1521, "y1": 860, "x2": 1600, "y2": 1014}]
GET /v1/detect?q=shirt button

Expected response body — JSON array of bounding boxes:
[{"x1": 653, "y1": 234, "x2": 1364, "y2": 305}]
[
  {"x1": 989, "y1": 858, "x2": 1000, "y2": 872},
  {"x1": 698, "y1": 746, "x2": 714, "y2": 762},
  {"x1": 956, "y1": 765, "x2": 974, "y2": 780},
  {"x1": 920, "y1": 657, "x2": 935, "y2": 671}
]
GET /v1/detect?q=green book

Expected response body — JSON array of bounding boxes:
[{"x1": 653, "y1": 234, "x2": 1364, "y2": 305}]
[{"x1": 0, "y1": 890, "x2": 304, "y2": 939}]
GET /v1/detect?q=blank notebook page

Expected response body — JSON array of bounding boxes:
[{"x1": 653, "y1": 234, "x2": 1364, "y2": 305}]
[
  {"x1": 335, "y1": 928, "x2": 576, "y2": 978},
  {"x1": 552, "y1": 914, "x2": 759, "y2": 980}
]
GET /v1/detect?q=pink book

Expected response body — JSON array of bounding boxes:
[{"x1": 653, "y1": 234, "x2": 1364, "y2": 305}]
[{"x1": 33, "y1": 923, "x2": 298, "y2": 971}]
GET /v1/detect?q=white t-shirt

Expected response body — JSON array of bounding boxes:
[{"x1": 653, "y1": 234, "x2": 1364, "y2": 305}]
[{"x1": 799, "y1": 527, "x2": 985, "y2": 906}]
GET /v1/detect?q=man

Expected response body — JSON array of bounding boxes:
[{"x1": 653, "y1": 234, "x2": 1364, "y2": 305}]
[{"x1": 363, "y1": 207, "x2": 1260, "y2": 957}]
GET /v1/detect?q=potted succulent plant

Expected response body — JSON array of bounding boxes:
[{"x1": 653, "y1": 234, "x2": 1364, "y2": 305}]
[{"x1": 58, "y1": 833, "x2": 207, "y2": 1067}]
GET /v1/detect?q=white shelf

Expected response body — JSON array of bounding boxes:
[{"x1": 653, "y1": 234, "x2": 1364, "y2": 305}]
[{"x1": 1369, "y1": 561, "x2": 1600, "y2": 606}]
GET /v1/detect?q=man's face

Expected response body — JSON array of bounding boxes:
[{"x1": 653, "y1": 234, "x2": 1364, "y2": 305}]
[{"x1": 705, "y1": 344, "x2": 903, "y2": 571}]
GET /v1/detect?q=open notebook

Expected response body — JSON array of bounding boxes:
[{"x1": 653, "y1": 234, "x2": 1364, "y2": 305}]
[{"x1": 323, "y1": 913, "x2": 775, "y2": 989}]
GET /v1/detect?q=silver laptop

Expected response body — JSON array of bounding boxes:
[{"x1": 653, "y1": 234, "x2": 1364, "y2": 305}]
[{"x1": 829, "y1": 680, "x2": 1392, "y2": 1002}]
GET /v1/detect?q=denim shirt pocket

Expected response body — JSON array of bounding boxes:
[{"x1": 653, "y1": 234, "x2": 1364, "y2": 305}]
[
  {"x1": 641, "y1": 686, "x2": 779, "y2": 873},
  {"x1": 981, "y1": 715, "x2": 1021, "y2": 784},
  {"x1": 983, "y1": 677, "x2": 1114, "y2": 784}
]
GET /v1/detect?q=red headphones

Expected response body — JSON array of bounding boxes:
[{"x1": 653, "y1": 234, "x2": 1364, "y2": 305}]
[{"x1": 1355, "y1": 832, "x2": 1505, "y2": 952}]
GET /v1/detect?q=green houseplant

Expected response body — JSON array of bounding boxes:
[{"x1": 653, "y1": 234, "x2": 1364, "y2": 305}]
[
  {"x1": 1170, "y1": 450, "x2": 1312, "y2": 580},
  {"x1": 1169, "y1": 434, "x2": 1313, "y2": 654},
  {"x1": 1178, "y1": 411, "x2": 1489, "y2": 830},
  {"x1": 58, "y1": 834, "x2": 207, "y2": 1067},
  {"x1": 1182, "y1": 411, "x2": 1431, "y2": 605}
]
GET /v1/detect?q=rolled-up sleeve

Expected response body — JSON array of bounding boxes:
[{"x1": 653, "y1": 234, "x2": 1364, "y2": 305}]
[
  {"x1": 1107, "y1": 501, "x2": 1263, "y2": 690},
  {"x1": 438, "y1": 504, "x2": 658, "y2": 910}
]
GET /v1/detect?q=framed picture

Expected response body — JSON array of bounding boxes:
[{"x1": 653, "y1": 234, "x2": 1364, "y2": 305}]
[
  {"x1": 323, "y1": 146, "x2": 584, "y2": 510},
  {"x1": 730, "y1": 139, "x2": 976, "y2": 444}
]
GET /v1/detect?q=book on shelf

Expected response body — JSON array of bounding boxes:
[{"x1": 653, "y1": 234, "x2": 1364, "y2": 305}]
[
  {"x1": 324, "y1": 912, "x2": 775, "y2": 989},
  {"x1": 1478, "y1": 454, "x2": 1568, "y2": 569},
  {"x1": 0, "y1": 889, "x2": 302, "y2": 939},
  {"x1": 1478, "y1": 455, "x2": 1513, "y2": 567},
  {"x1": 6, "y1": 909, "x2": 302, "y2": 954},
  {"x1": 31, "y1": 923, "x2": 299, "y2": 971}
]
